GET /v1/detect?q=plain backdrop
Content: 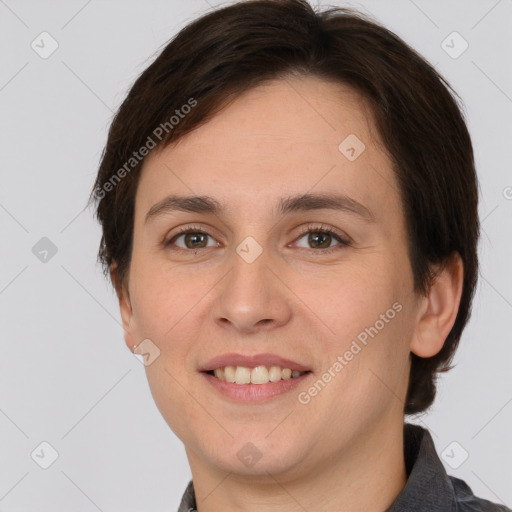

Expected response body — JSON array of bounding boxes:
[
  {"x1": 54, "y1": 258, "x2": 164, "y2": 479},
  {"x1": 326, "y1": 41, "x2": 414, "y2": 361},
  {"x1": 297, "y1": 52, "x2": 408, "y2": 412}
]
[{"x1": 0, "y1": 0, "x2": 511, "y2": 510}]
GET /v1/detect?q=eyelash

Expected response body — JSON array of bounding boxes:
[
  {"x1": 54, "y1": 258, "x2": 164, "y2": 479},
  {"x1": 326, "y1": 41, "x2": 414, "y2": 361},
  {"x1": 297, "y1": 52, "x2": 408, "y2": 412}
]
[
  {"x1": 165, "y1": 223, "x2": 351, "y2": 254},
  {"x1": 294, "y1": 223, "x2": 351, "y2": 254}
]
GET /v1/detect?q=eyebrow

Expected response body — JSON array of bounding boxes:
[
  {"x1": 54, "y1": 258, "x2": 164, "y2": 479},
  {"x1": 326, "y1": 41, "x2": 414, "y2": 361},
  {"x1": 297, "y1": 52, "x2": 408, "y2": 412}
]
[{"x1": 144, "y1": 192, "x2": 375, "y2": 224}]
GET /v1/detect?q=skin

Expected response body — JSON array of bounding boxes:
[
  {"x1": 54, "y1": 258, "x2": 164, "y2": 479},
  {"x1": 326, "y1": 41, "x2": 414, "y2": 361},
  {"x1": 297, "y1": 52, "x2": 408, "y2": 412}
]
[{"x1": 114, "y1": 76, "x2": 463, "y2": 511}]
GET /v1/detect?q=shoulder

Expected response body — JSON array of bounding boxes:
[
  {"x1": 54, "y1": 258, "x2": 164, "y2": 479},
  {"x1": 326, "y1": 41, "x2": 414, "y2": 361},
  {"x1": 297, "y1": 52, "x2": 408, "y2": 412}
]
[
  {"x1": 388, "y1": 424, "x2": 511, "y2": 512},
  {"x1": 449, "y1": 475, "x2": 511, "y2": 511}
]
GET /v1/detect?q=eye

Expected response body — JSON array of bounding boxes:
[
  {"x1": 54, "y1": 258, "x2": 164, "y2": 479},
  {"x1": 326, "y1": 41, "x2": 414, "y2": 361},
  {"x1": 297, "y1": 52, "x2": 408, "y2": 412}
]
[
  {"x1": 166, "y1": 225, "x2": 219, "y2": 251},
  {"x1": 293, "y1": 224, "x2": 351, "y2": 254}
]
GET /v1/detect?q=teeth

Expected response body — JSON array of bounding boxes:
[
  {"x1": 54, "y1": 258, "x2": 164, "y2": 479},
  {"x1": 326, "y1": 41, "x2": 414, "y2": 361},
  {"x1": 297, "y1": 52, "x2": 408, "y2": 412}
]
[
  {"x1": 282, "y1": 368, "x2": 292, "y2": 380},
  {"x1": 235, "y1": 366, "x2": 251, "y2": 384},
  {"x1": 209, "y1": 365, "x2": 307, "y2": 385},
  {"x1": 269, "y1": 365, "x2": 282, "y2": 382},
  {"x1": 251, "y1": 366, "x2": 269, "y2": 384},
  {"x1": 224, "y1": 365, "x2": 236, "y2": 383}
]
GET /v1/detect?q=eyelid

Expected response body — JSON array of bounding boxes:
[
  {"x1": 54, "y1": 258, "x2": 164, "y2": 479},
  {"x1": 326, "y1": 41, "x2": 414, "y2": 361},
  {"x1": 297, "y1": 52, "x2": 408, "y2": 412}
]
[
  {"x1": 294, "y1": 223, "x2": 350, "y2": 243},
  {"x1": 164, "y1": 224, "x2": 220, "y2": 247},
  {"x1": 291, "y1": 223, "x2": 351, "y2": 253}
]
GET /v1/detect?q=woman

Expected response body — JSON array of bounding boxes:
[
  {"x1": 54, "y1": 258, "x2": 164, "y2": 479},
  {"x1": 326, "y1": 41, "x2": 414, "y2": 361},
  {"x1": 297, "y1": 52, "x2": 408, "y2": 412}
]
[{"x1": 90, "y1": 1, "x2": 510, "y2": 510}]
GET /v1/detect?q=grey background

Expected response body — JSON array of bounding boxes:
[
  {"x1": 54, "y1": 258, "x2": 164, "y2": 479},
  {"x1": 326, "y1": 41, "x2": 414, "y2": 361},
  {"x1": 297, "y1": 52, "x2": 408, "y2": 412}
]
[{"x1": 0, "y1": 0, "x2": 511, "y2": 510}]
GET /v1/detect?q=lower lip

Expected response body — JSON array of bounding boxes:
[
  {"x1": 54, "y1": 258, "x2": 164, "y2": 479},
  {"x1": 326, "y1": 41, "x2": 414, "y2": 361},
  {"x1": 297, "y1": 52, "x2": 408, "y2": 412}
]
[{"x1": 201, "y1": 372, "x2": 312, "y2": 403}]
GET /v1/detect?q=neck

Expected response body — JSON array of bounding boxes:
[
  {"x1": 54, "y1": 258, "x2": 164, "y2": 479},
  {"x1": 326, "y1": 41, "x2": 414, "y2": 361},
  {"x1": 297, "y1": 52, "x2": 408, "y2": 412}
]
[{"x1": 186, "y1": 417, "x2": 407, "y2": 512}]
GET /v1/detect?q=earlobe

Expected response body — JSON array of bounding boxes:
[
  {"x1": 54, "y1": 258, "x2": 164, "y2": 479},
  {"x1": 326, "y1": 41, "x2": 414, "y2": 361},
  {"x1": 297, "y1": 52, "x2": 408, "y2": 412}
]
[
  {"x1": 110, "y1": 263, "x2": 137, "y2": 352},
  {"x1": 410, "y1": 252, "x2": 464, "y2": 358}
]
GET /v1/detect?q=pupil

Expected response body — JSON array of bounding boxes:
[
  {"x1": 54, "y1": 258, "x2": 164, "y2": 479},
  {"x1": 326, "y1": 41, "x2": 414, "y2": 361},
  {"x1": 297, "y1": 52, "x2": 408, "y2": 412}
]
[
  {"x1": 186, "y1": 233, "x2": 206, "y2": 249},
  {"x1": 309, "y1": 232, "x2": 330, "y2": 248}
]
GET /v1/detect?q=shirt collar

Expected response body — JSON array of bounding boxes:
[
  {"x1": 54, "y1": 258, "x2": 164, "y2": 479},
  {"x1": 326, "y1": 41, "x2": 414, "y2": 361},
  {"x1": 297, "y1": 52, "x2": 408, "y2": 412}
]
[
  {"x1": 177, "y1": 478, "x2": 196, "y2": 512},
  {"x1": 385, "y1": 423, "x2": 456, "y2": 511}
]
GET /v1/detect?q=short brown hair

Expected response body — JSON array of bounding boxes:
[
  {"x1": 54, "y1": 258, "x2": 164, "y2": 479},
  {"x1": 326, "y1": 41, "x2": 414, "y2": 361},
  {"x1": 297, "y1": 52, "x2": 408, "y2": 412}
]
[{"x1": 90, "y1": 0, "x2": 480, "y2": 414}]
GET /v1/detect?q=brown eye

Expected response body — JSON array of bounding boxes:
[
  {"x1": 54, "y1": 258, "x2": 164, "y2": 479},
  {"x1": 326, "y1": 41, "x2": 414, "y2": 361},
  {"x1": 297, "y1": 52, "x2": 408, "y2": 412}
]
[
  {"x1": 182, "y1": 232, "x2": 208, "y2": 249},
  {"x1": 293, "y1": 225, "x2": 351, "y2": 254},
  {"x1": 307, "y1": 231, "x2": 333, "y2": 249},
  {"x1": 167, "y1": 230, "x2": 218, "y2": 250}
]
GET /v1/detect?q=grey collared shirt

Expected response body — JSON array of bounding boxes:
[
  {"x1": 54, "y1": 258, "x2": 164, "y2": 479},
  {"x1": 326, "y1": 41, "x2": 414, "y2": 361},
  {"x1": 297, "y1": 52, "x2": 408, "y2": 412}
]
[{"x1": 177, "y1": 423, "x2": 510, "y2": 511}]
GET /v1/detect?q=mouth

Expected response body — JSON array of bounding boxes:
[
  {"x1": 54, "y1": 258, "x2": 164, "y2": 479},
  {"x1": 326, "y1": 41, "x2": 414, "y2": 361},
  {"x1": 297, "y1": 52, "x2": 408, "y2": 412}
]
[{"x1": 199, "y1": 353, "x2": 313, "y2": 403}]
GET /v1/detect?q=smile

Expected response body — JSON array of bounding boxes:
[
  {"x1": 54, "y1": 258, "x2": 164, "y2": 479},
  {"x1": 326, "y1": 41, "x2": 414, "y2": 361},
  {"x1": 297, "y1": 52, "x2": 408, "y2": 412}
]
[{"x1": 207, "y1": 365, "x2": 308, "y2": 384}]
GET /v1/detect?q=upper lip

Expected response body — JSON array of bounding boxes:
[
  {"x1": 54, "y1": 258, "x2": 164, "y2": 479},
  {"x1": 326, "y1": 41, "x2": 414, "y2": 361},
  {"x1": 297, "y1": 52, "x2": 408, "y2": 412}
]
[{"x1": 200, "y1": 353, "x2": 311, "y2": 372}]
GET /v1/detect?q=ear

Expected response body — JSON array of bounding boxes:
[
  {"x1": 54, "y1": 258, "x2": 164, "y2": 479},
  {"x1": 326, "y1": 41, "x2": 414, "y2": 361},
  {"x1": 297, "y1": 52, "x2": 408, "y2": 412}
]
[
  {"x1": 410, "y1": 252, "x2": 464, "y2": 358},
  {"x1": 110, "y1": 262, "x2": 137, "y2": 353}
]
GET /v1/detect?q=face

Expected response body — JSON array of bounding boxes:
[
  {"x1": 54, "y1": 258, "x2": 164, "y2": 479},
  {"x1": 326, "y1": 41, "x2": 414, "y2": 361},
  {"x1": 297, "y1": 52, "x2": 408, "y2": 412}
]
[{"x1": 119, "y1": 76, "x2": 424, "y2": 479}]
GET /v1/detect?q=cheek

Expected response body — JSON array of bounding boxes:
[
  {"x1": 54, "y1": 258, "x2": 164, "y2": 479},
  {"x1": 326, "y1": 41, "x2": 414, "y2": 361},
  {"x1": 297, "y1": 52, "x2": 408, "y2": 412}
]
[
  {"x1": 143, "y1": 362, "x2": 201, "y2": 445},
  {"x1": 129, "y1": 255, "x2": 204, "y2": 341},
  {"x1": 303, "y1": 266, "x2": 411, "y2": 404},
  {"x1": 294, "y1": 262, "x2": 401, "y2": 346}
]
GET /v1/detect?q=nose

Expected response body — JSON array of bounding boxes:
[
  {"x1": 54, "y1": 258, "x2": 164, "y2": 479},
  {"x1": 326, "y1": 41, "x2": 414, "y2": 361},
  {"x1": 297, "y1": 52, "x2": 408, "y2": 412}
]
[{"x1": 212, "y1": 245, "x2": 293, "y2": 335}]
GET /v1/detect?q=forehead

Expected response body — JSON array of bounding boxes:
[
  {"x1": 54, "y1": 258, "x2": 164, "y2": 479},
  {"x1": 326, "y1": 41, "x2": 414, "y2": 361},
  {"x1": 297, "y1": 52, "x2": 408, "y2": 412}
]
[
  {"x1": 136, "y1": 76, "x2": 398, "y2": 222},
  {"x1": 159, "y1": 76, "x2": 380, "y2": 156}
]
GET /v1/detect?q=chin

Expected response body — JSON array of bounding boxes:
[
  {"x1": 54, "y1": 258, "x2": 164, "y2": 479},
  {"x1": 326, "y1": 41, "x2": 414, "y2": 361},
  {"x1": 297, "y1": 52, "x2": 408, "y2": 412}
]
[{"x1": 192, "y1": 432, "x2": 303, "y2": 477}]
